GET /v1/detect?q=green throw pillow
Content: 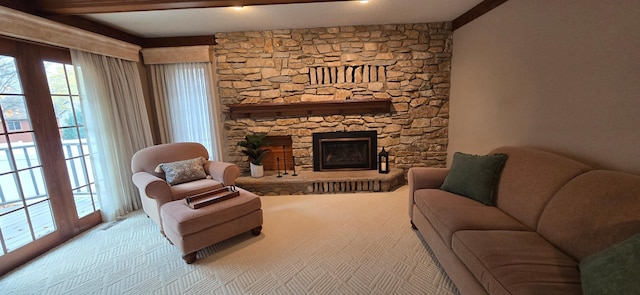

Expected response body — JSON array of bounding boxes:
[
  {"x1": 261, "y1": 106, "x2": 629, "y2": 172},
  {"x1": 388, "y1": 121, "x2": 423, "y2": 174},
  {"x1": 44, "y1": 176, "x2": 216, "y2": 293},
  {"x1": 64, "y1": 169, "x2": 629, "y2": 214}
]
[
  {"x1": 580, "y1": 234, "x2": 640, "y2": 295},
  {"x1": 440, "y1": 152, "x2": 507, "y2": 205},
  {"x1": 155, "y1": 157, "x2": 207, "y2": 185}
]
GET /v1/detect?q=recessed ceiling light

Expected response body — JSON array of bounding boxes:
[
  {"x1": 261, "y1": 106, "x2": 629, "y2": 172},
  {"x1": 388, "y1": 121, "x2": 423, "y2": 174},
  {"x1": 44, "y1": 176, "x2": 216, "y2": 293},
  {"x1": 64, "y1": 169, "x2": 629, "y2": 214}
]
[
  {"x1": 359, "y1": 0, "x2": 370, "y2": 3},
  {"x1": 232, "y1": 6, "x2": 244, "y2": 10}
]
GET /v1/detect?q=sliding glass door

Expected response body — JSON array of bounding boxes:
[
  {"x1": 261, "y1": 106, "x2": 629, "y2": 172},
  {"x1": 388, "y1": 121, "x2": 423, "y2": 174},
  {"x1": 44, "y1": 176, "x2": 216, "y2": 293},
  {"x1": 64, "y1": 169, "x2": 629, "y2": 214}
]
[
  {"x1": 43, "y1": 61, "x2": 100, "y2": 218},
  {"x1": 0, "y1": 55, "x2": 56, "y2": 254},
  {"x1": 0, "y1": 37, "x2": 102, "y2": 276}
]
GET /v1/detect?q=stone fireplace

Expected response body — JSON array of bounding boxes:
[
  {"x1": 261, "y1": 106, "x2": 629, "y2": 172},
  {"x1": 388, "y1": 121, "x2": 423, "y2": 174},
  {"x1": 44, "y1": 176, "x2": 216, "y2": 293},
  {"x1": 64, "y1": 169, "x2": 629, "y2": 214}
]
[
  {"x1": 215, "y1": 22, "x2": 452, "y2": 194},
  {"x1": 312, "y1": 131, "x2": 377, "y2": 171}
]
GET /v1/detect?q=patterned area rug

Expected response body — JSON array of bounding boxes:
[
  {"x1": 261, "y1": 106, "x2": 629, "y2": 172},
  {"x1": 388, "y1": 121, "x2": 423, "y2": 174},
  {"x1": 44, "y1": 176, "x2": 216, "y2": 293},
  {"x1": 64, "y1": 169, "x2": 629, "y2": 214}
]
[{"x1": 0, "y1": 186, "x2": 459, "y2": 295}]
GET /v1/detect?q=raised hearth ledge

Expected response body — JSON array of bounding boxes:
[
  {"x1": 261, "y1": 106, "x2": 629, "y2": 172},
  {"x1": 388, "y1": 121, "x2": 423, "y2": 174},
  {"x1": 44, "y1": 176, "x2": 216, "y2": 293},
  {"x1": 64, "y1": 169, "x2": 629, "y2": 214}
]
[
  {"x1": 228, "y1": 98, "x2": 392, "y2": 119},
  {"x1": 235, "y1": 169, "x2": 404, "y2": 196}
]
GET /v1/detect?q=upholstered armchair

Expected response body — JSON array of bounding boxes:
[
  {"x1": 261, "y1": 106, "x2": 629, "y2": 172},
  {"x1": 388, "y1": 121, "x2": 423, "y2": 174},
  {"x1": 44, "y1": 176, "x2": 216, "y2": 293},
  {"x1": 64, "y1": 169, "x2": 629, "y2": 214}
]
[{"x1": 131, "y1": 142, "x2": 240, "y2": 232}]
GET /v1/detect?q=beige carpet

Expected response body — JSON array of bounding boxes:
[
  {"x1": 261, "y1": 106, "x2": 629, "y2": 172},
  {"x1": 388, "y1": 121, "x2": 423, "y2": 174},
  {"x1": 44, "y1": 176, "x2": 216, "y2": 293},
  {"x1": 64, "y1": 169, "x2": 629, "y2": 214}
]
[{"x1": 0, "y1": 186, "x2": 459, "y2": 295}]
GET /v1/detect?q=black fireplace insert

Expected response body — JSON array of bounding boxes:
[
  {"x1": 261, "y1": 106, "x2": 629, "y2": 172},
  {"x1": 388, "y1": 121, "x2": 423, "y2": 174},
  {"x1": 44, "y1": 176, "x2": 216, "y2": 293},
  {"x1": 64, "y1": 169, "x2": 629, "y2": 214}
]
[{"x1": 312, "y1": 131, "x2": 377, "y2": 171}]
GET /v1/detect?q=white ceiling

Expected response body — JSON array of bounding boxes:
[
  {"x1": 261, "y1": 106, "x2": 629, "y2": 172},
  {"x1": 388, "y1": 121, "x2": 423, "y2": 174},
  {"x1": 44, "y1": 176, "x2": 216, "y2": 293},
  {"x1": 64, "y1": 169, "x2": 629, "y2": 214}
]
[{"x1": 82, "y1": 0, "x2": 483, "y2": 38}]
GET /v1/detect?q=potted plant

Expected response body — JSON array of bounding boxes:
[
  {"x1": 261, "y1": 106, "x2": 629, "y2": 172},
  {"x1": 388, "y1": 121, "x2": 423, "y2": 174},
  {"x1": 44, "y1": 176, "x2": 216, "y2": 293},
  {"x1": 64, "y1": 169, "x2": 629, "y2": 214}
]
[{"x1": 237, "y1": 132, "x2": 271, "y2": 178}]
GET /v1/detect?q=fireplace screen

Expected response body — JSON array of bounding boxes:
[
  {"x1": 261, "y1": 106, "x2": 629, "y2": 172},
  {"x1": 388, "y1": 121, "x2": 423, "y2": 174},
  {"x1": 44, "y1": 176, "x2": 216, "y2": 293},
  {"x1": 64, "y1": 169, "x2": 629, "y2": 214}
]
[{"x1": 313, "y1": 131, "x2": 377, "y2": 171}]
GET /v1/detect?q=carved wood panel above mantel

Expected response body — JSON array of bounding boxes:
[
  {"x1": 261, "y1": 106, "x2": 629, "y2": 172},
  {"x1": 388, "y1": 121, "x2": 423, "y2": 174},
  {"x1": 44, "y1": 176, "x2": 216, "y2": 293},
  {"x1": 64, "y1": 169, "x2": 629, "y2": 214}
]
[{"x1": 227, "y1": 98, "x2": 392, "y2": 119}]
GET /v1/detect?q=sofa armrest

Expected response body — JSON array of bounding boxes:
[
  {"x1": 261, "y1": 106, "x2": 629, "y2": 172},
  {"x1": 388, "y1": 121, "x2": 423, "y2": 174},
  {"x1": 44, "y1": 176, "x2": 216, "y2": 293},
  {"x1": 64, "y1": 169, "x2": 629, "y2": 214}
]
[
  {"x1": 408, "y1": 167, "x2": 450, "y2": 218},
  {"x1": 205, "y1": 161, "x2": 241, "y2": 186},
  {"x1": 132, "y1": 171, "x2": 172, "y2": 205}
]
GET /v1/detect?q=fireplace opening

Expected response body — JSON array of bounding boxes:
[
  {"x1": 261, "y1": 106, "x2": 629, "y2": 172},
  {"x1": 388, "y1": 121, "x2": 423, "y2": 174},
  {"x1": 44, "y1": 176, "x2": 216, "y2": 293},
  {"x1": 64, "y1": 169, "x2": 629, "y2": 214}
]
[{"x1": 313, "y1": 131, "x2": 377, "y2": 171}]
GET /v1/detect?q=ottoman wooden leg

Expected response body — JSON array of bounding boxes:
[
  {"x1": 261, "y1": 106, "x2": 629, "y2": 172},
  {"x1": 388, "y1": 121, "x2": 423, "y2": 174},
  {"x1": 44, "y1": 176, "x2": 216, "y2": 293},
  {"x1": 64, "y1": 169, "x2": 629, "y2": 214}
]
[
  {"x1": 251, "y1": 226, "x2": 262, "y2": 236},
  {"x1": 183, "y1": 252, "x2": 197, "y2": 264}
]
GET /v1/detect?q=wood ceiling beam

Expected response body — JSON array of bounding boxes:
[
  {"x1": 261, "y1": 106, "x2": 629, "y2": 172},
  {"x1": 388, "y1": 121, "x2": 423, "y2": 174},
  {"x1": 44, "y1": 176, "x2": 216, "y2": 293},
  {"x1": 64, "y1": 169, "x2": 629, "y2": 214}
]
[
  {"x1": 33, "y1": 0, "x2": 349, "y2": 15},
  {"x1": 142, "y1": 35, "x2": 216, "y2": 48},
  {"x1": 452, "y1": 0, "x2": 508, "y2": 31}
]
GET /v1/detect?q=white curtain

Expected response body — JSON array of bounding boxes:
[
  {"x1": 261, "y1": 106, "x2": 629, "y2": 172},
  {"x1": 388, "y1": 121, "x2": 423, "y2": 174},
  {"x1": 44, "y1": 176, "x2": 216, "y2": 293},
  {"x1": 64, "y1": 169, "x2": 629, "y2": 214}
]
[
  {"x1": 71, "y1": 50, "x2": 153, "y2": 221},
  {"x1": 149, "y1": 62, "x2": 223, "y2": 160}
]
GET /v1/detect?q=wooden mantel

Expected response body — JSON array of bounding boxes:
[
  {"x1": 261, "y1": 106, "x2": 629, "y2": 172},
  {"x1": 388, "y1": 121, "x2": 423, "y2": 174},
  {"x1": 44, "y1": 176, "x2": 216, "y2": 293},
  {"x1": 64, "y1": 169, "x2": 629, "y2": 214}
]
[{"x1": 228, "y1": 98, "x2": 392, "y2": 119}]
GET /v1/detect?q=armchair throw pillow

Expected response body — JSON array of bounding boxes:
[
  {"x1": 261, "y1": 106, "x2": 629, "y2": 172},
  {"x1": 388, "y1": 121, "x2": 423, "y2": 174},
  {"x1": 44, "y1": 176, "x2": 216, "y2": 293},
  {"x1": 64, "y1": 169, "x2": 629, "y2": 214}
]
[
  {"x1": 155, "y1": 157, "x2": 207, "y2": 185},
  {"x1": 440, "y1": 152, "x2": 508, "y2": 205}
]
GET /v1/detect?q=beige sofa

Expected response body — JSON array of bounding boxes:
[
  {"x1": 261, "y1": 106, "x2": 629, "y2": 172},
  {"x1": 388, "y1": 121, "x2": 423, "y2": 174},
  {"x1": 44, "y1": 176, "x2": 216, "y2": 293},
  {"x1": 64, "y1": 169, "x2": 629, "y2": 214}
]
[{"x1": 409, "y1": 146, "x2": 640, "y2": 294}]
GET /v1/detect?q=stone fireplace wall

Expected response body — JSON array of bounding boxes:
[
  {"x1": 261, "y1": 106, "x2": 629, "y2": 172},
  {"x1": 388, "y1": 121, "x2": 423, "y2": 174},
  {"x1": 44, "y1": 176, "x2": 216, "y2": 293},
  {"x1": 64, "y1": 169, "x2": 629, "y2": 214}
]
[{"x1": 214, "y1": 22, "x2": 452, "y2": 177}]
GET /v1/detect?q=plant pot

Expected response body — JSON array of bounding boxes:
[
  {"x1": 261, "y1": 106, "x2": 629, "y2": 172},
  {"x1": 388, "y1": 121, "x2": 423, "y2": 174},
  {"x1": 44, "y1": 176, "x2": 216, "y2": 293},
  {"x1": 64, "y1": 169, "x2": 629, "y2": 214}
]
[{"x1": 250, "y1": 163, "x2": 264, "y2": 178}]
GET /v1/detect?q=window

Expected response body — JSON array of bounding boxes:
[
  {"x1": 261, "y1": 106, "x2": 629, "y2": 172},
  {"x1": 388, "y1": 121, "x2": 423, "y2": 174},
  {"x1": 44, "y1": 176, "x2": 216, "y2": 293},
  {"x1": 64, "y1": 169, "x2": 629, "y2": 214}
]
[{"x1": 6, "y1": 121, "x2": 20, "y2": 131}]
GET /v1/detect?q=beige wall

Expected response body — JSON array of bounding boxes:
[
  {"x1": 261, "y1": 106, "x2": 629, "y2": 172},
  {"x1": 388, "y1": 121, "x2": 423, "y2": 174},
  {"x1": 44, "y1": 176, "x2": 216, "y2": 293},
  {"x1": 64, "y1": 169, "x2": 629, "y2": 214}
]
[{"x1": 449, "y1": 0, "x2": 640, "y2": 174}]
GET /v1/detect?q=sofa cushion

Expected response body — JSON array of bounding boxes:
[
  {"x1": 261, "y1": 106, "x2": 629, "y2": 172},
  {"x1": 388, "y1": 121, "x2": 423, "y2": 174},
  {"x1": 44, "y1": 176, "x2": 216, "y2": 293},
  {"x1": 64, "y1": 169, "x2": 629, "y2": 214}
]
[
  {"x1": 580, "y1": 233, "x2": 640, "y2": 295},
  {"x1": 452, "y1": 230, "x2": 581, "y2": 295},
  {"x1": 414, "y1": 189, "x2": 530, "y2": 247},
  {"x1": 170, "y1": 178, "x2": 223, "y2": 201},
  {"x1": 538, "y1": 170, "x2": 640, "y2": 261},
  {"x1": 157, "y1": 157, "x2": 207, "y2": 185},
  {"x1": 440, "y1": 152, "x2": 508, "y2": 205},
  {"x1": 490, "y1": 146, "x2": 591, "y2": 229}
]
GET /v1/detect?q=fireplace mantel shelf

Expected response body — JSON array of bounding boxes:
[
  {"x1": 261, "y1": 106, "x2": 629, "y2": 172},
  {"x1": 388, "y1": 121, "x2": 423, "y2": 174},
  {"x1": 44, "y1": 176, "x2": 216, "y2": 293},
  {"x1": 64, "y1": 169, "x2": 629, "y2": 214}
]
[{"x1": 228, "y1": 98, "x2": 392, "y2": 119}]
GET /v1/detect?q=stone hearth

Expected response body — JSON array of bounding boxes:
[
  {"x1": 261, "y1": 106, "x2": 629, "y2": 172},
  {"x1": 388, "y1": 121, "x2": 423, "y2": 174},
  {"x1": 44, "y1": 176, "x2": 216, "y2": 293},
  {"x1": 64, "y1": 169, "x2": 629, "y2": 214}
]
[{"x1": 235, "y1": 169, "x2": 404, "y2": 196}]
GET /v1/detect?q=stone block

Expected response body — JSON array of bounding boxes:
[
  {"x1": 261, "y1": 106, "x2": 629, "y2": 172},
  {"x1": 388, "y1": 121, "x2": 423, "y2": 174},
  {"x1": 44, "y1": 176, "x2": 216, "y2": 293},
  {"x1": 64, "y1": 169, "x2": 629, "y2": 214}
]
[
  {"x1": 246, "y1": 58, "x2": 275, "y2": 67},
  {"x1": 354, "y1": 67, "x2": 362, "y2": 83},
  {"x1": 386, "y1": 71, "x2": 405, "y2": 78},
  {"x1": 368, "y1": 82, "x2": 384, "y2": 91},
  {"x1": 369, "y1": 66, "x2": 378, "y2": 81},
  {"x1": 317, "y1": 44, "x2": 332, "y2": 53},
  {"x1": 431, "y1": 117, "x2": 448, "y2": 127},
  {"x1": 382, "y1": 124, "x2": 402, "y2": 133},
  {"x1": 310, "y1": 69, "x2": 317, "y2": 85},
  {"x1": 269, "y1": 76, "x2": 292, "y2": 83},
  {"x1": 411, "y1": 118, "x2": 431, "y2": 128},
  {"x1": 276, "y1": 118, "x2": 300, "y2": 125},
  {"x1": 261, "y1": 89, "x2": 281, "y2": 99},
  {"x1": 373, "y1": 93, "x2": 391, "y2": 99},
  {"x1": 409, "y1": 98, "x2": 428, "y2": 107},
  {"x1": 292, "y1": 75, "x2": 309, "y2": 83},
  {"x1": 335, "y1": 89, "x2": 351, "y2": 100},
  {"x1": 341, "y1": 53, "x2": 359, "y2": 62},
  {"x1": 301, "y1": 94, "x2": 334, "y2": 102},
  {"x1": 393, "y1": 103, "x2": 409, "y2": 112},
  {"x1": 239, "y1": 91, "x2": 260, "y2": 97},
  {"x1": 281, "y1": 83, "x2": 305, "y2": 92},
  {"x1": 388, "y1": 90, "x2": 402, "y2": 97},
  {"x1": 262, "y1": 68, "x2": 280, "y2": 79},
  {"x1": 363, "y1": 66, "x2": 370, "y2": 83},
  {"x1": 233, "y1": 81, "x2": 252, "y2": 89},
  {"x1": 302, "y1": 45, "x2": 318, "y2": 54},
  {"x1": 316, "y1": 68, "x2": 325, "y2": 84},
  {"x1": 375, "y1": 52, "x2": 394, "y2": 60},
  {"x1": 346, "y1": 67, "x2": 353, "y2": 83},
  {"x1": 364, "y1": 43, "x2": 378, "y2": 51},
  {"x1": 219, "y1": 88, "x2": 238, "y2": 98},
  {"x1": 245, "y1": 73, "x2": 262, "y2": 81},
  {"x1": 412, "y1": 51, "x2": 434, "y2": 59},
  {"x1": 317, "y1": 87, "x2": 336, "y2": 95}
]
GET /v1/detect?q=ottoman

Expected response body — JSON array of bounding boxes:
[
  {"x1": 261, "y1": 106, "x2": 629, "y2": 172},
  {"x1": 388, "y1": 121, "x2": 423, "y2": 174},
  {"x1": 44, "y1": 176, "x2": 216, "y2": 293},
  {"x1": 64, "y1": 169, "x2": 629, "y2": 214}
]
[{"x1": 160, "y1": 187, "x2": 263, "y2": 263}]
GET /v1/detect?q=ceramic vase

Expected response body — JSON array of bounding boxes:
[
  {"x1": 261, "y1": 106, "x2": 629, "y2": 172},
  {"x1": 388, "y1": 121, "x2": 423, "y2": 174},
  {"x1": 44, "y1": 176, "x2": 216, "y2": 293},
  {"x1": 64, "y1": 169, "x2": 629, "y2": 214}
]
[{"x1": 250, "y1": 163, "x2": 264, "y2": 178}]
